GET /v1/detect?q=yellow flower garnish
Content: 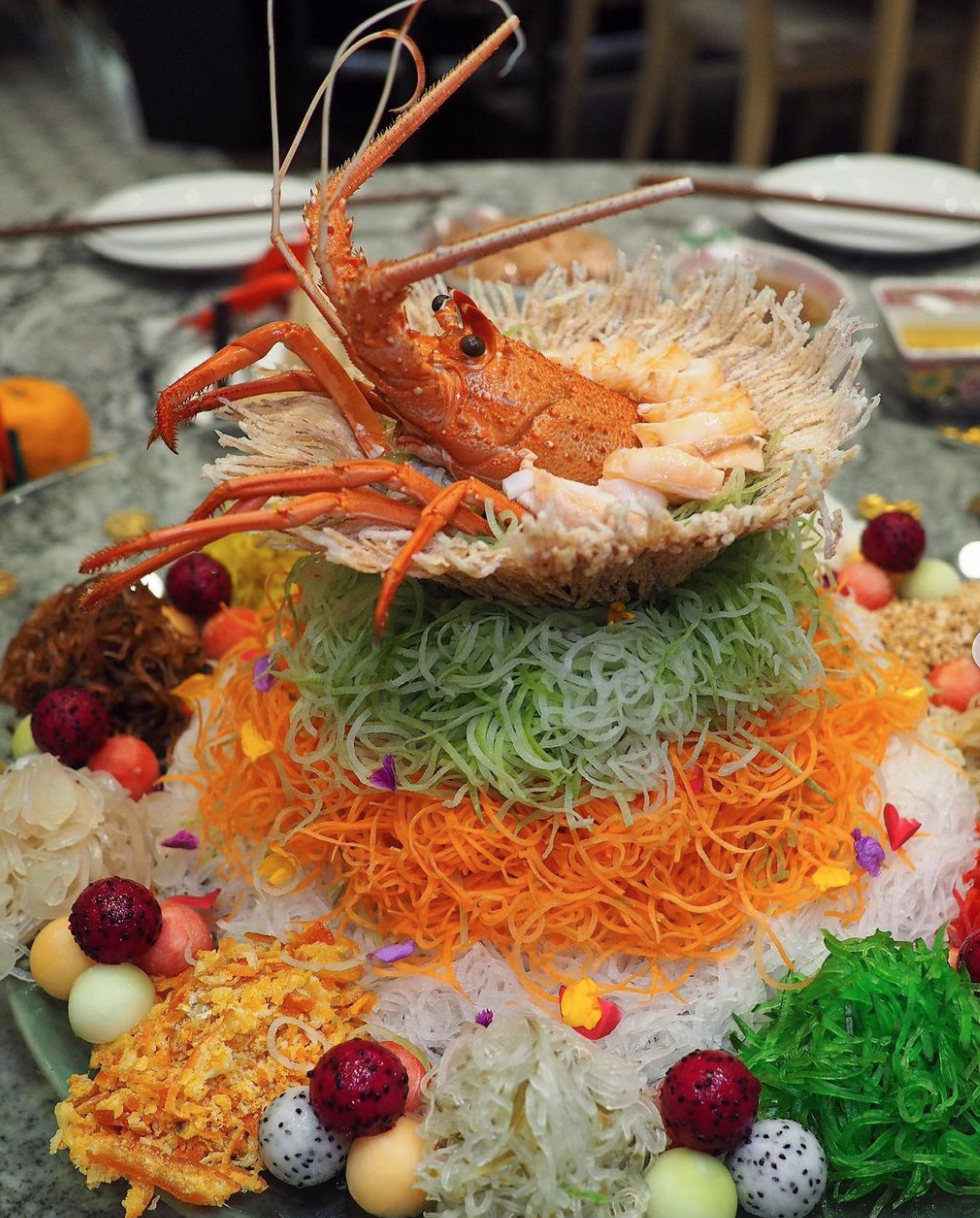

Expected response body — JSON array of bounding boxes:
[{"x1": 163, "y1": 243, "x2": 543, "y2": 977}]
[
  {"x1": 606, "y1": 601, "x2": 635, "y2": 626},
  {"x1": 857, "y1": 493, "x2": 888, "y2": 520},
  {"x1": 172, "y1": 672, "x2": 215, "y2": 706},
  {"x1": 560, "y1": 978, "x2": 602, "y2": 1030},
  {"x1": 258, "y1": 842, "x2": 299, "y2": 887},
  {"x1": 812, "y1": 864, "x2": 851, "y2": 892},
  {"x1": 857, "y1": 493, "x2": 922, "y2": 521},
  {"x1": 240, "y1": 719, "x2": 274, "y2": 761}
]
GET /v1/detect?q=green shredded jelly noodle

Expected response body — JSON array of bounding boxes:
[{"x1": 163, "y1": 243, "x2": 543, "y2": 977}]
[{"x1": 278, "y1": 523, "x2": 827, "y2": 818}]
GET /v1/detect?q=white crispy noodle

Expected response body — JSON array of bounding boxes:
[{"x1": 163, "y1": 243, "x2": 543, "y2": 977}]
[
  {"x1": 419, "y1": 1015, "x2": 664, "y2": 1218},
  {"x1": 206, "y1": 253, "x2": 872, "y2": 608}
]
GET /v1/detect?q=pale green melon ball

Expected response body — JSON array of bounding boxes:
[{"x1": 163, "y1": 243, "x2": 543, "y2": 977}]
[
  {"x1": 68, "y1": 963, "x2": 156, "y2": 1043},
  {"x1": 11, "y1": 714, "x2": 38, "y2": 759},
  {"x1": 898, "y1": 558, "x2": 962, "y2": 601},
  {"x1": 645, "y1": 1147, "x2": 738, "y2": 1218}
]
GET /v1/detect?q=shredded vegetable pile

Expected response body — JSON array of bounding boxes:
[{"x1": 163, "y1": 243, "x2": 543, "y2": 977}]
[
  {"x1": 192, "y1": 609, "x2": 925, "y2": 990},
  {"x1": 278, "y1": 525, "x2": 825, "y2": 815},
  {"x1": 419, "y1": 1015, "x2": 663, "y2": 1218},
  {"x1": 53, "y1": 922, "x2": 374, "y2": 1218},
  {"x1": 732, "y1": 930, "x2": 980, "y2": 1207}
]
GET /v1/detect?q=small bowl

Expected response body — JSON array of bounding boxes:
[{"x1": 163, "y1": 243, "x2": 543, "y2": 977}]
[
  {"x1": 871, "y1": 277, "x2": 980, "y2": 415},
  {"x1": 664, "y1": 236, "x2": 852, "y2": 328}
]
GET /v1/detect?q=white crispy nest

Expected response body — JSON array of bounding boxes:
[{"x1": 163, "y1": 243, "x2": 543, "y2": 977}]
[{"x1": 205, "y1": 250, "x2": 872, "y2": 608}]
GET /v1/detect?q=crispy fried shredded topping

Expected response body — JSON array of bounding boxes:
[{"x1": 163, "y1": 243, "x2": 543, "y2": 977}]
[
  {"x1": 51, "y1": 922, "x2": 374, "y2": 1216},
  {"x1": 0, "y1": 581, "x2": 205, "y2": 761}
]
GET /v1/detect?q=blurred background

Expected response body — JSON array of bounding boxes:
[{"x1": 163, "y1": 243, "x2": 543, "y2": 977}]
[{"x1": 1, "y1": 0, "x2": 979, "y2": 174}]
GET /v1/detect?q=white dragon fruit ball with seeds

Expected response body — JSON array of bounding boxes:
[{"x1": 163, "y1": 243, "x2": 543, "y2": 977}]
[
  {"x1": 726, "y1": 1118, "x2": 827, "y2": 1218},
  {"x1": 258, "y1": 1086, "x2": 350, "y2": 1188}
]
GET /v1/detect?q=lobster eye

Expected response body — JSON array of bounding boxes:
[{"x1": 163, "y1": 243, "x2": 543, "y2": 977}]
[
  {"x1": 460, "y1": 333, "x2": 486, "y2": 358},
  {"x1": 431, "y1": 293, "x2": 450, "y2": 313}
]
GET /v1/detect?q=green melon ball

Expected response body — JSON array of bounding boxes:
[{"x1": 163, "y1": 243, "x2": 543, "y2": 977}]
[
  {"x1": 898, "y1": 558, "x2": 963, "y2": 601},
  {"x1": 645, "y1": 1147, "x2": 738, "y2": 1218},
  {"x1": 11, "y1": 714, "x2": 38, "y2": 759}
]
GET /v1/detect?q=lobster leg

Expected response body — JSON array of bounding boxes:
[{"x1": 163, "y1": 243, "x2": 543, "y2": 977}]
[
  {"x1": 80, "y1": 487, "x2": 429, "y2": 610},
  {"x1": 151, "y1": 321, "x2": 389, "y2": 459},
  {"x1": 157, "y1": 371, "x2": 327, "y2": 426},
  {"x1": 374, "y1": 477, "x2": 521, "y2": 638},
  {"x1": 184, "y1": 459, "x2": 498, "y2": 536},
  {"x1": 81, "y1": 460, "x2": 523, "y2": 628}
]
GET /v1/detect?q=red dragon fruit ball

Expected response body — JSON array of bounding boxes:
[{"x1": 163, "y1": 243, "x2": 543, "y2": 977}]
[
  {"x1": 309, "y1": 1038, "x2": 409, "y2": 1139},
  {"x1": 69, "y1": 876, "x2": 163, "y2": 965},
  {"x1": 859, "y1": 509, "x2": 926, "y2": 573},
  {"x1": 164, "y1": 552, "x2": 232, "y2": 618},
  {"x1": 31, "y1": 686, "x2": 110, "y2": 767},
  {"x1": 660, "y1": 1048, "x2": 761, "y2": 1155}
]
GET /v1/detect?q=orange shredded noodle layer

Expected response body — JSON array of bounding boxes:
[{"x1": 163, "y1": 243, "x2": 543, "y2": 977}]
[{"x1": 191, "y1": 617, "x2": 926, "y2": 997}]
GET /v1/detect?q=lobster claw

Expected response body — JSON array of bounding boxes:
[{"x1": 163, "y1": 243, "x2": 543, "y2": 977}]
[{"x1": 452, "y1": 290, "x2": 500, "y2": 359}]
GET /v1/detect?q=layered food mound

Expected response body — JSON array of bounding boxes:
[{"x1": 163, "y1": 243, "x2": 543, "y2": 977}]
[{"x1": 4, "y1": 260, "x2": 980, "y2": 1218}]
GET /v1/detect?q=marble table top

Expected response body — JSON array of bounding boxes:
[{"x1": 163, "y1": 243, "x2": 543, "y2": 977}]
[{"x1": 3, "y1": 100, "x2": 980, "y2": 1218}]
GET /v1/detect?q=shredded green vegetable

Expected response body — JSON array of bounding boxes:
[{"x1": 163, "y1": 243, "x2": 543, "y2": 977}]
[
  {"x1": 278, "y1": 524, "x2": 826, "y2": 816},
  {"x1": 731, "y1": 930, "x2": 980, "y2": 1208}
]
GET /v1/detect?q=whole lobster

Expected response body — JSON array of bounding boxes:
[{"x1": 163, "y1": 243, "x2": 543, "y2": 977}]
[{"x1": 82, "y1": 5, "x2": 693, "y2": 634}]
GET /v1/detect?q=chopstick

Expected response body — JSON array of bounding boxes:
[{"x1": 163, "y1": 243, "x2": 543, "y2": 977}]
[
  {"x1": 637, "y1": 173, "x2": 980, "y2": 224},
  {"x1": 0, "y1": 185, "x2": 457, "y2": 241}
]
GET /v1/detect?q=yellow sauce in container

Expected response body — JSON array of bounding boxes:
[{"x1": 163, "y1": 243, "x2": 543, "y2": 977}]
[{"x1": 898, "y1": 324, "x2": 980, "y2": 351}]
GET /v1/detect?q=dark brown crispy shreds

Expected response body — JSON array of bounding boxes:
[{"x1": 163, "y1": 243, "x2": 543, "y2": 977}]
[{"x1": 0, "y1": 581, "x2": 204, "y2": 761}]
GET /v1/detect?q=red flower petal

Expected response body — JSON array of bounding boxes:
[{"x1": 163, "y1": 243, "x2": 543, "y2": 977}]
[
  {"x1": 883, "y1": 802, "x2": 921, "y2": 851},
  {"x1": 168, "y1": 888, "x2": 222, "y2": 910}
]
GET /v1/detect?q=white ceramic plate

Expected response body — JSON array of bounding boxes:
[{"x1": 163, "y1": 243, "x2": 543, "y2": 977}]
[
  {"x1": 756, "y1": 155, "x2": 980, "y2": 255},
  {"x1": 80, "y1": 172, "x2": 311, "y2": 272}
]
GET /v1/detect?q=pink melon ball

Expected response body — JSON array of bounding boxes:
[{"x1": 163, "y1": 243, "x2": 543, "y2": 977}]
[
  {"x1": 134, "y1": 898, "x2": 213, "y2": 976},
  {"x1": 837, "y1": 560, "x2": 894, "y2": 610},
  {"x1": 87, "y1": 734, "x2": 160, "y2": 800}
]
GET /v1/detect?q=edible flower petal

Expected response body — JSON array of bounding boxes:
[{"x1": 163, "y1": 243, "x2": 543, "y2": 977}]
[
  {"x1": 475, "y1": 1008, "x2": 494, "y2": 1027},
  {"x1": 812, "y1": 864, "x2": 851, "y2": 892},
  {"x1": 369, "y1": 940, "x2": 415, "y2": 963},
  {"x1": 252, "y1": 655, "x2": 276, "y2": 692},
  {"x1": 240, "y1": 719, "x2": 274, "y2": 761},
  {"x1": 369, "y1": 754, "x2": 398, "y2": 792},
  {"x1": 606, "y1": 601, "x2": 635, "y2": 626},
  {"x1": 161, "y1": 829, "x2": 200, "y2": 851},
  {"x1": 883, "y1": 801, "x2": 921, "y2": 850},
  {"x1": 257, "y1": 842, "x2": 299, "y2": 887},
  {"x1": 169, "y1": 889, "x2": 221, "y2": 910},
  {"x1": 172, "y1": 673, "x2": 215, "y2": 706},
  {"x1": 851, "y1": 828, "x2": 885, "y2": 877},
  {"x1": 560, "y1": 978, "x2": 603, "y2": 1030}
]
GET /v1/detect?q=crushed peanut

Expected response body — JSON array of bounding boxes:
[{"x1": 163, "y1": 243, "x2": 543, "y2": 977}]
[{"x1": 875, "y1": 582, "x2": 980, "y2": 676}]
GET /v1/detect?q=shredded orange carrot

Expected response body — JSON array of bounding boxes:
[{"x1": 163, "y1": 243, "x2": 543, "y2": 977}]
[{"x1": 191, "y1": 613, "x2": 926, "y2": 998}]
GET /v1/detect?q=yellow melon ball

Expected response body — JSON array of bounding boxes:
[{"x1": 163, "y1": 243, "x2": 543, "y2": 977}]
[
  {"x1": 345, "y1": 1115, "x2": 427, "y2": 1218},
  {"x1": 0, "y1": 376, "x2": 91, "y2": 481},
  {"x1": 29, "y1": 916, "x2": 96, "y2": 1000}
]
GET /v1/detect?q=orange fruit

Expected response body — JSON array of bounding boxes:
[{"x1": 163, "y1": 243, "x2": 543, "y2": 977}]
[{"x1": 0, "y1": 376, "x2": 92, "y2": 481}]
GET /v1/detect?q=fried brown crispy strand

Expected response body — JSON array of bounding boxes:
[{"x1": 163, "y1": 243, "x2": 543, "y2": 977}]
[{"x1": 0, "y1": 581, "x2": 205, "y2": 761}]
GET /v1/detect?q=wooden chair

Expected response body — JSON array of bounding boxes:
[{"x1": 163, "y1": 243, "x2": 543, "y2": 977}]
[{"x1": 625, "y1": 0, "x2": 975, "y2": 166}]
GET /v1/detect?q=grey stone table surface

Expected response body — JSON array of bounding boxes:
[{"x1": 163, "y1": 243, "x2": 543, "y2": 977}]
[{"x1": 3, "y1": 153, "x2": 980, "y2": 1218}]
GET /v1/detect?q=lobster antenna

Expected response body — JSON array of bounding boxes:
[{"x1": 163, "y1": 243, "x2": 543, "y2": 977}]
[
  {"x1": 373, "y1": 178, "x2": 696, "y2": 293},
  {"x1": 320, "y1": 1, "x2": 425, "y2": 194}
]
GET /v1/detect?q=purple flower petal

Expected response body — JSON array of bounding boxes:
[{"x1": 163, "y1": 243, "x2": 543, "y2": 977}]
[
  {"x1": 161, "y1": 829, "x2": 199, "y2": 850},
  {"x1": 369, "y1": 939, "x2": 415, "y2": 963},
  {"x1": 852, "y1": 829, "x2": 885, "y2": 877},
  {"x1": 369, "y1": 754, "x2": 398, "y2": 792},
  {"x1": 475, "y1": 1009, "x2": 494, "y2": 1027},
  {"x1": 252, "y1": 655, "x2": 276, "y2": 692}
]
